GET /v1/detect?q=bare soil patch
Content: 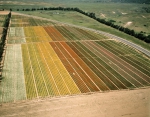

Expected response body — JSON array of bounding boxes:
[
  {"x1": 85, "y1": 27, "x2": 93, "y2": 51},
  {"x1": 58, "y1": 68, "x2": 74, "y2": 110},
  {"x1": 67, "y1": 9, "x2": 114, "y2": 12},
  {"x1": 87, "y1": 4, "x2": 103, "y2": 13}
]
[
  {"x1": 124, "y1": 22, "x2": 132, "y2": 27},
  {"x1": 0, "y1": 88, "x2": 149, "y2": 117},
  {"x1": 0, "y1": 11, "x2": 9, "y2": 15},
  {"x1": 100, "y1": 13, "x2": 106, "y2": 18}
]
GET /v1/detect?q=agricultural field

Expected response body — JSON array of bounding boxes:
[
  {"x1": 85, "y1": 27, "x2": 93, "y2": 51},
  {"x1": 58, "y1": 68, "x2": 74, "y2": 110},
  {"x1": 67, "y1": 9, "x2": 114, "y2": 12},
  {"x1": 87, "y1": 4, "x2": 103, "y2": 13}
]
[
  {"x1": 0, "y1": 14, "x2": 150, "y2": 103},
  {"x1": 10, "y1": 15, "x2": 55, "y2": 27}
]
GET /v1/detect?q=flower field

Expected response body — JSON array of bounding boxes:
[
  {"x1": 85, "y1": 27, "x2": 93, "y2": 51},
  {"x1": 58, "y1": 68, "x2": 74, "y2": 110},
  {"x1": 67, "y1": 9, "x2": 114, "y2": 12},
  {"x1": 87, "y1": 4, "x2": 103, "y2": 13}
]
[{"x1": 0, "y1": 14, "x2": 150, "y2": 103}]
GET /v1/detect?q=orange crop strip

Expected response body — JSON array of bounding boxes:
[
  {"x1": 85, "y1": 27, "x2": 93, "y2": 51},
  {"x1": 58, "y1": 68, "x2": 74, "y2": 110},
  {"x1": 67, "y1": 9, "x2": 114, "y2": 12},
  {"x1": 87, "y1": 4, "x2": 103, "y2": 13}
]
[
  {"x1": 44, "y1": 26, "x2": 66, "y2": 41},
  {"x1": 33, "y1": 26, "x2": 52, "y2": 42},
  {"x1": 44, "y1": 42, "x2": 81, "y2": 94},
  {"x1": 50, "y1": 42, "x2": 90, "y2": 93}
]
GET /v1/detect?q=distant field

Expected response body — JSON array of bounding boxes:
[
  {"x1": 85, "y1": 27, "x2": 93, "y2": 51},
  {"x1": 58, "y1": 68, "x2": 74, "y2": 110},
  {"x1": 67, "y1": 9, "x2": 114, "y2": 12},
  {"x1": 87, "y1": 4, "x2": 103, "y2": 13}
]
[
  {"x1": 62, "y1": 2, "x2": 150, "y2": 35},
  {"x1": 1, "y1": 1, "x2": 150, "y2": 34},
  {"x1": 16, "y1": 10, "x2": 150, "y2": 51},
  {"x1": 0, "y1": 14, "x2": 150, "y2": 103}
]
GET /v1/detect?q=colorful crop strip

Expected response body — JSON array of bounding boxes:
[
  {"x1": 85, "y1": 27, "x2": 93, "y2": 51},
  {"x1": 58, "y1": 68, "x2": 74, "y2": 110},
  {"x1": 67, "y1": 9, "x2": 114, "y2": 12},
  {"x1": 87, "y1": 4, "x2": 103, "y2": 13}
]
[
  {"x1": 52, "y1": 26, "x2": 108, "y2": 41},
  {"x1": 23, "y1": 25, "x2": 109, "y2": 42},
  {"x1": 24, "y1": 26, "x2": 52, "y2": 42},
  {"x1": 21, "y1": 42, "x2": 80, "y2": 99},
  {"x1": 50, "y1": 41, "x2": 150, "y2": 91},
  {"x1": 22, "y1": 41, "x2": 150, "y2": 99}
]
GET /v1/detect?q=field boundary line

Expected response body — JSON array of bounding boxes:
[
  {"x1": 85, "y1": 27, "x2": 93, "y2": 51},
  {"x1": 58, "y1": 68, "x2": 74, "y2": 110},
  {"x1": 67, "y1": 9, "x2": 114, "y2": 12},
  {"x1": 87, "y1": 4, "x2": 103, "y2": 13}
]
[
  {"x1": 32, "y1": 43, "x2": 49, "y2": 97},
  {"x1": 60, "y1": 42, "x2": 103, "y2": 92},
  {"x1": 38, "y1": 43, "x2": 61, "y2": 96},
  {"x1": 73, "y1": 42, "x2": 128, "y2": 89},
  {"x1": 93, "y1": 41, "x2": 150, "y2": 84},
  {"x1": 43, "y1": 42, "x2": 71, "y2": 95},
  {"x1": 53, "y1": 42, "x2": 91, "y2": 93},
  {"x1": 26, "y1": 44, "x2": 39, "y2": 99}
]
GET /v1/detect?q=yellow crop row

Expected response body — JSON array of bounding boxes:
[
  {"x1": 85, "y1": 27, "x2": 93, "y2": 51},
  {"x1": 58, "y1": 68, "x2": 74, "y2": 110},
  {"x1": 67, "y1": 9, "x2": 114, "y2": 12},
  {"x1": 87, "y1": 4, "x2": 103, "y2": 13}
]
[
  {"x1": 33, "y1": 43, "x2": 60, "y2": 96},
  {"x1": 24, "y1": 26, "x2": 52, "y2": 42},
  {"x1": 33, "y1": 26, "x2": 52, "y2": 41},
  {"x1": 24, "y1": 27, "x2": 35, "y2": 37},
  {"x1": 27, "y1": 44, "x2": 49, "y2": 97},
  {"x1": 44, "y1": 42, "x2": 80, "y2": 95},
  {"x1": 26, "y1": 37, "x2": 40, "y2": 43},
  {"x1": 21, "y1": 44, "x2": 37, "y2": 99},
  {"x1": 39, "y1": 43, "x2": 70, "y2": 95},
  {"x1": 33, "y1": 26, "x2": 49, "y2": 37}
]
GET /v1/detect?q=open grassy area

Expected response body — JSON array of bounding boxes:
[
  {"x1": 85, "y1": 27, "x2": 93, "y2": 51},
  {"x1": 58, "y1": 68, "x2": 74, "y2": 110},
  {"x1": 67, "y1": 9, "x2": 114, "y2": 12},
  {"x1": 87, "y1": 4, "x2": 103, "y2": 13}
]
[{"x1": 60, "y1": 2, "x2": 150, "y2": 35}]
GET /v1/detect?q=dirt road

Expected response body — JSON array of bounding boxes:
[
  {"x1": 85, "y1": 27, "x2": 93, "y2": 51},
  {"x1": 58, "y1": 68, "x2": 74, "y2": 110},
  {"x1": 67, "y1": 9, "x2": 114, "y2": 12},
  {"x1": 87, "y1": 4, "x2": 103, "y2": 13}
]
[{"x1": 0, "y1": 88, "x2": 149, "y2": 117}]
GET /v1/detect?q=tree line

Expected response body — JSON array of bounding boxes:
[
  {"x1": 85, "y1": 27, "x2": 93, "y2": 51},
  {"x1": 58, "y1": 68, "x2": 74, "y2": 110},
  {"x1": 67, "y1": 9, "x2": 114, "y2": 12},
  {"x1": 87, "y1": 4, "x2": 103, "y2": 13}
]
[
  {"x1": 14, "y1": 7, "x2": 150, "y2": 43},
  {"x1": 142, "y1": 7, "x2": 150, "y2": 13},
  {"x1": 0, "y1": 12, "x2": 11, "y2": 80}
]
